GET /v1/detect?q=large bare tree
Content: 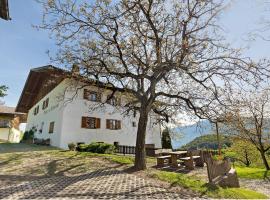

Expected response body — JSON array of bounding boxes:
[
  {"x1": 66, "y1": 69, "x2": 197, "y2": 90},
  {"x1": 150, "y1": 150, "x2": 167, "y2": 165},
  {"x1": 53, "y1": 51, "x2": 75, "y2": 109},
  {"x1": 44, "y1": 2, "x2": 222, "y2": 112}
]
[{"x1": 38, "y1": 0, "x2": 268, "y2": 170}]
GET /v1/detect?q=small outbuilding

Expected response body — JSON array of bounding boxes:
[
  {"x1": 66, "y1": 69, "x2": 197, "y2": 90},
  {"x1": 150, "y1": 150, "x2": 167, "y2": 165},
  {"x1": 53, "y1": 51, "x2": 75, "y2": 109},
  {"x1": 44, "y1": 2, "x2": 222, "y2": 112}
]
[{"x1": 0, "y1": 105, "x2": 26, "y2": 142}]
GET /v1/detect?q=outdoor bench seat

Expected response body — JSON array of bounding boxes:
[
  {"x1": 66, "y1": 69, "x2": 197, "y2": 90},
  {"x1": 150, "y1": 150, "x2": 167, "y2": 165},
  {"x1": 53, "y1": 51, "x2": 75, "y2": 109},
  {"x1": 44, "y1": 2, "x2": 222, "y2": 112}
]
[
  {"x1": 179, "y1": 156, "x2": 200, "y2": 160},
  {"x1": 156, "y1": 155, "x2": 171, "y2": 167}
]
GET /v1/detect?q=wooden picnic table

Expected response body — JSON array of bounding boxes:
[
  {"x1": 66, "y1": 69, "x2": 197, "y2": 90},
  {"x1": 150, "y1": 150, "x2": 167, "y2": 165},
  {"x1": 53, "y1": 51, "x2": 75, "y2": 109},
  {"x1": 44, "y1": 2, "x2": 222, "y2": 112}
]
[{"x1": 167, "y1": 151, "x2": 187, "y2": 167}]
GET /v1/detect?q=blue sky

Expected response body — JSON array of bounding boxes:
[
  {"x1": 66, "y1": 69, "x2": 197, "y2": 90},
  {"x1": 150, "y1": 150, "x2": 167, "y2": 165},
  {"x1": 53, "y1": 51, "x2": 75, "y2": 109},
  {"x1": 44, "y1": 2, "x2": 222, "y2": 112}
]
[{"x1": 0, "y1": 0, "x2": 270, "y2": 107}]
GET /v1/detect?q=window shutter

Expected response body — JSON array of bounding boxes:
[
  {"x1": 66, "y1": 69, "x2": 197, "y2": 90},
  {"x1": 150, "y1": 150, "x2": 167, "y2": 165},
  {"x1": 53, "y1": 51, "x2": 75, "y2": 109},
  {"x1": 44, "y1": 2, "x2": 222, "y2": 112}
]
[
  {"x1": 96, "y1": 118, "x2": 100, "y2": 128},
  {"x1": 83, "y1": 89, "x2": 88, "y2": 99},
  {"x1": 117, "y1": 120, "x2": 121, "y2": 129},
  {"x1": 97, "y1": 92, "x2": 101, "y2": 102},
  {"x1": 106, "y1": 119, "x2": 110, "y2": 129},
  {"x1": 46, "y1": 98, "x2": 49, "y2": 107},
  {"x1": 81, "y1": 117, "x2": 87, "y2": 128}
]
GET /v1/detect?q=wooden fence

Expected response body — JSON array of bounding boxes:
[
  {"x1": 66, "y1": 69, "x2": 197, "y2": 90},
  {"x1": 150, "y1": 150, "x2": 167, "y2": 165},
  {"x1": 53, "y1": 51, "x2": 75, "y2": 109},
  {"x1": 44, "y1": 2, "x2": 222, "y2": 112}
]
[
  {"x1": 115, "y1": 145, "x2": 156, "y2": 156},
  {"x1": 115, "y1": 145, "x2": 136, "y2": 155}
]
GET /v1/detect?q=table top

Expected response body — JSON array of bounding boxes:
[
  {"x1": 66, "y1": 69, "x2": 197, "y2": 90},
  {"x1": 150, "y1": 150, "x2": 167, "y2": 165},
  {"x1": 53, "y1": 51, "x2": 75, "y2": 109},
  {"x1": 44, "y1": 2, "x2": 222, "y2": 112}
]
[{"x1": 168, "y1": 151, "x2": 187, "y2": 155}]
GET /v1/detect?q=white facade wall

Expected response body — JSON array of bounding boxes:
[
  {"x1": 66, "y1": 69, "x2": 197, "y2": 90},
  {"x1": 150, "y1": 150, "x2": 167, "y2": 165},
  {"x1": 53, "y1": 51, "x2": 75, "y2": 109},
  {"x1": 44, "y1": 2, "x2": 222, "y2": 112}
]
[
  {"x1": 26, "y1": 78, "x2": 162, "y2": 149},
  {"x1": 25, "y1": 79, "x2": 67, "y2": 147}
]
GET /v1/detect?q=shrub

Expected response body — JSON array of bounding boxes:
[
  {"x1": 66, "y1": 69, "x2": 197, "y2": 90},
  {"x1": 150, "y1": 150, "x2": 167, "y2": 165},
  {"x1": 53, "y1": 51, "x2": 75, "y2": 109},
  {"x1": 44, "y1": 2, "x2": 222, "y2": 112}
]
[
  {"x1": 161, "y1": 127, "x2": 172, "y2": 149},
  {"x1": 78, "y1": 142, "x2": 115, "y2": 154},
  {"x1": 77, "y1": 144, "x2": 88, "y2": 152},
  {"x1": 22, "y1": 129, "x2": 34, "y2": 141},
  {"x1": 68, "y1": 142, "x2": 76, "y2": 151}
]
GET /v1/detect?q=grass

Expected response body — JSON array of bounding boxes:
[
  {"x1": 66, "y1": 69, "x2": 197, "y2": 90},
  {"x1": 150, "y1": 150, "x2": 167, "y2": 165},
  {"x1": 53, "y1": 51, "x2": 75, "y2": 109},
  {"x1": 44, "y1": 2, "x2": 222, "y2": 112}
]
[
  {"x1": 149, "y1": 170, "x2": 268, "y2": 199},
  {"x1": 0, "y1": 143, "x2": 268, "y2": 199},
  {"x1": 235, "y1": 166, "x2": 269, "y2": 179},
  {"x1": 0, "y1": 142, "x2": 59, "y2": 153}
]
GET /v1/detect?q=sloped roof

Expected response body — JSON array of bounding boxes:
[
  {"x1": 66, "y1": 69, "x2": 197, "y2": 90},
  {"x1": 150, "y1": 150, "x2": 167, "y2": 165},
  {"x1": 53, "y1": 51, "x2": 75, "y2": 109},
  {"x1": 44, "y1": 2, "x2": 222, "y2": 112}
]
[
  {"x1": 16, "y1": 65, "x2": 130, "y2": 113},
  {"x1": 0, "y1": 105, "x2": 15, "y2": 114},
  {"x1": 0, "y1": 105, "x2": 25, "y2": 115},
  {"x1": 0, "y1": 0, "x2": 10, "y2": 20},
  {"x1": 15, "y1": 65, "x2": 67, "y2": 113}
]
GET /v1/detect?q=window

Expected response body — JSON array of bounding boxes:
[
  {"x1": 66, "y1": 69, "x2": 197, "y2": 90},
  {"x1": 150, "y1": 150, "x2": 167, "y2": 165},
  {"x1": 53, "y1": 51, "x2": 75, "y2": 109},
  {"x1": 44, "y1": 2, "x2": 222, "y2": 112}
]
[
  {"x1": 83, "y1": 89, "x2": 101, "y2": 102},
  {"x1": 81, "y1": 117, "x2": 100, "y2": 129},
  {"x1": 39, "y1": 122, "x2": 44, "y2": 134},
  {"x1": 132, "y1": 121, "x2": 136, "y2": 127},
  {"x1": 133, "y1": 111, "x2": 137, "y2": 118},
  {"x1": 42, "y1": 98, "x2": 49, "y2": 110},
  {"x1": 106, "y1": 119, "x2": 121, "y2": 130},
  {"x1": 34, "y1": 106, "x2": 39, "y2": 115},
  {"x1": 49, "y1": 122, "x2": 55, "y2": 133},
  {"x1": 0, "y1": 119, "x2": 9, "y2": 128}
]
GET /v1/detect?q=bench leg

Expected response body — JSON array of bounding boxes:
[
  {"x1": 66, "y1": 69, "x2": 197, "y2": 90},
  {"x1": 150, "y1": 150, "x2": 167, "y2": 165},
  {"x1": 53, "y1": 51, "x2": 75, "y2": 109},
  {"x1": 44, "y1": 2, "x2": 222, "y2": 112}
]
[
  {"x1": 171, "y1": 154, "x2": 178, "y2": 167},
  {"x1": 195, "y1": 158, "x2": 204, "y2": 167},
  {"x1": 184, "y1": 159, "x2": 194, "y2": 170},
  {"x1": 157, "y1": 159, "x2": 165, "y2": 167}
]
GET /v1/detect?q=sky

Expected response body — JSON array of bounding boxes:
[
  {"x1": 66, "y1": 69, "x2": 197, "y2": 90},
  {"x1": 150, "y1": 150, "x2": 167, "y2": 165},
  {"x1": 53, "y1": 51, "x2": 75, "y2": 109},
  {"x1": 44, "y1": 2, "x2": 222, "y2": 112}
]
[{"x1": 1, "y1": 0, "x2": 270, "y2": 107}]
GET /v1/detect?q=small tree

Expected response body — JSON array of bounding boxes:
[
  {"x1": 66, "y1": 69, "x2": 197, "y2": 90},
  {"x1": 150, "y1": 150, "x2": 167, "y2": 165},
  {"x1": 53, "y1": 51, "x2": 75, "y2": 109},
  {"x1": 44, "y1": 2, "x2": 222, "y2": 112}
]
[
  {"x1": 226, "y1": 138, "x2": 260, "y2": 167},
  {"x1": 225, "y1": 88, "x2": 270, "y2": 170},
  {"x1": 161, "y1": 127, "x2": 172, "y2": 149},
  {"x1": 0, "y1": 85, "x2": 8, "y2": 105},
  {"x1": 0, "y1": 85, "x2": 8, "y2": 97}
]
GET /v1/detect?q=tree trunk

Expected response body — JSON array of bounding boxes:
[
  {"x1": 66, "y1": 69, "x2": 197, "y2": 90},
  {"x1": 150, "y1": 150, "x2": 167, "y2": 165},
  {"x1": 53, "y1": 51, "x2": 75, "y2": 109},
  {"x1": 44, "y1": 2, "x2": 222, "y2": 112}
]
[
  {"x1": 215, "y1": 122, "x2": 221, "y2": 156},
  {"x1": 259, "y1": 150, "x2": 270, "y2": 170},
  {"x1": 134, "y1": 108, "x2": 149, "y2": 170}
]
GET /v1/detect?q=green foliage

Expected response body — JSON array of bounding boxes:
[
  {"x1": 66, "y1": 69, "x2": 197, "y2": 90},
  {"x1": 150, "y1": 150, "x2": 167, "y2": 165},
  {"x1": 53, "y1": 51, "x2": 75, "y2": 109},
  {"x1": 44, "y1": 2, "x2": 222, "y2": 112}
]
[
  {"x1": 224, "y1": 139, "x2": 260, "y2": 167},
  {"x1": 22, "y1": 130, "x2": 34, "y2": 141},
  {"x1": 68, "y1": 142, "x2": 76, "y2": 151},
  {"x1": 181, "y1": 134, "x2": 232, "y2": 150},
  {"x1": 161, "y1": 127, "x2": 172, "y2": 149},
  {"x1": 151, "y1": 170, "x2": 267, "y2": 199},
  {"x1": 78, "y1": 142, "x2": 115, "y2": 154},
  {"x1": 0, "y1": 85, "x2": 8, "y2": 97}
]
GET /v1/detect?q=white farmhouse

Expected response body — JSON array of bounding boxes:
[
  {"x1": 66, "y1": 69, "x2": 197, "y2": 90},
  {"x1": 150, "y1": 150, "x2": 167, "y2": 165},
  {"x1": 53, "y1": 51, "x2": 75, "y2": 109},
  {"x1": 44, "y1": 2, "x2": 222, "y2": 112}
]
[{"x1": 16, "y1": 66, "x2": 162, "y2": 149}]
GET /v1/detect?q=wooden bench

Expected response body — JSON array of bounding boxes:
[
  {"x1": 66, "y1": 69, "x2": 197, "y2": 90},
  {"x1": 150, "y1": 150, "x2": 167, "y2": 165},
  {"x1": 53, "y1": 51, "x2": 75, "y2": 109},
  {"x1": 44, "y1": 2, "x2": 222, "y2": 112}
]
[
  {"x1": 179, "y1": 156, "x2": 201, "y2": 170},
  {"x1": 155, "y1": 149, "x2": 172, "y2": 157},
  {"x1": 157, "y1": 155, "x2": 171, "y2": 167}
]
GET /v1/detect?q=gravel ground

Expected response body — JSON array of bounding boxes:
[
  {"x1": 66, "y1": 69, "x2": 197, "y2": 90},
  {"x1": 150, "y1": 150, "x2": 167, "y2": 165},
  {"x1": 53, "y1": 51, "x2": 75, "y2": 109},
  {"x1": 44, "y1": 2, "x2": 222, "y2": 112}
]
[{"x1": 240, "y1": 178, "x2": 270, "y2": 198}]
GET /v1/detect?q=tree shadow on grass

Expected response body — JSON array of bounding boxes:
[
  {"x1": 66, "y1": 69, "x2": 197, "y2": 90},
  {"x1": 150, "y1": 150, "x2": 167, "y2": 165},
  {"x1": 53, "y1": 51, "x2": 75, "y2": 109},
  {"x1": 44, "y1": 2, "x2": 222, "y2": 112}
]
[
  {"x1": 0, "y1": 154, "x2": 22, "y2": 167},
  {"x1": 0, "y1": 142, "x2": 59, "y2": 154}
]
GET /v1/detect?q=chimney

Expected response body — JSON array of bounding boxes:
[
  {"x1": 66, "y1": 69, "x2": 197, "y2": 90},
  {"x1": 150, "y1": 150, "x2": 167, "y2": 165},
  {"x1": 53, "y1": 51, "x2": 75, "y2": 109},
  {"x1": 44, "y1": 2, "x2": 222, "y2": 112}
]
[{"x1": 71, "y1": 64, "x2": 80, "y2": 76}]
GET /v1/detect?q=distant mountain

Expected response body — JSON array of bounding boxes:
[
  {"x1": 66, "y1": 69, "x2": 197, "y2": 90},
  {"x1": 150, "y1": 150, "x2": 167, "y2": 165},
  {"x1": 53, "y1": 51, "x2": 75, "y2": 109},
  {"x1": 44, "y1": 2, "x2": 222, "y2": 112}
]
[
  {"x1": 171, "y1": 120, "x2": 212, "y2": 149},
  {"x1": 181, "y1": 134, "x2": 232, "y2": 150}
]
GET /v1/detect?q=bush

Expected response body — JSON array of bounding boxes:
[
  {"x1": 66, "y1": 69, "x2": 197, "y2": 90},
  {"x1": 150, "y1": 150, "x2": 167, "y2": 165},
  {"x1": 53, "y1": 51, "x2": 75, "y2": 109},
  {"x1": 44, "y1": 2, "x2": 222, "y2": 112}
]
[
  {"x1": 77, "y1": 144, "x2": 88, "y2": 152},
  {"x1": 22, "y1": 130, "x2": 34, "y2": 141},
  {"x1": 78, "y1": 142, "x2": 115, "y2": 154},
  {"x1": 68, "y1": 142, "x2": 76, "y2": 151}
]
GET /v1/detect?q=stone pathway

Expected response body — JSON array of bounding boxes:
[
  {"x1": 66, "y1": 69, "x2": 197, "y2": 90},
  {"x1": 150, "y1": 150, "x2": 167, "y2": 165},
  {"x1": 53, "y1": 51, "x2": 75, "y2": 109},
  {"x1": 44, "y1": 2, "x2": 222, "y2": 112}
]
[
  {"x1": 0, "y1": 169, "x2": 194, "y2": 199},
  {"x1": 240, "y1": 178, "x2": 270, "y2": 198}
]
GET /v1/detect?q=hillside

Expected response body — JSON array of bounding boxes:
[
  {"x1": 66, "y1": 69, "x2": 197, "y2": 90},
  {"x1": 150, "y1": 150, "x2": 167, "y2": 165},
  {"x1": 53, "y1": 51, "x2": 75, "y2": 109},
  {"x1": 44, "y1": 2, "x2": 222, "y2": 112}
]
[
  {"x1": 171, "y1": 120, "x2": 212, "y2": 149},
  {"x1": 181, "y1": 134, "x2": 233, "y2": 150}
]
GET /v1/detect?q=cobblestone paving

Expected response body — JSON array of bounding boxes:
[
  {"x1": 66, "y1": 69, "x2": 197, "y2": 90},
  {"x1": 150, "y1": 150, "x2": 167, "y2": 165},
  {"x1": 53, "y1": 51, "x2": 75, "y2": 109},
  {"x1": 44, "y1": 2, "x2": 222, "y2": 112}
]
[{"x1": 0, "y1": 169, "x2": 192, "y2": 199}]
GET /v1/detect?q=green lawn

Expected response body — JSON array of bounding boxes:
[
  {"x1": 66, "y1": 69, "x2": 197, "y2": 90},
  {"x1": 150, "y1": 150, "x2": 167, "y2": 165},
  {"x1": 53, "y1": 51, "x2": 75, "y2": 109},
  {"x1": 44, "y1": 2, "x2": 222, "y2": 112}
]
[
  {"x1": 149, "y1": 170, "x2": 268, "y2": 199},
  {"x1": 236, "y1": 166, "x2": 270, "y2": 179}
]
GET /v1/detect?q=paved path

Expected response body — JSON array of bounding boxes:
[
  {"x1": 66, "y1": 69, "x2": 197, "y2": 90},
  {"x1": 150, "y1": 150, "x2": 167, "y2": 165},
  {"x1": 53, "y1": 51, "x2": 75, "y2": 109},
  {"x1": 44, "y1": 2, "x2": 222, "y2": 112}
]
[
  {"x1": 240, "y1": 178, "x2": 270, "y2": 198},
  {"x1": 0, "y1": 169, "x2": 193, "y2": 199}
]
